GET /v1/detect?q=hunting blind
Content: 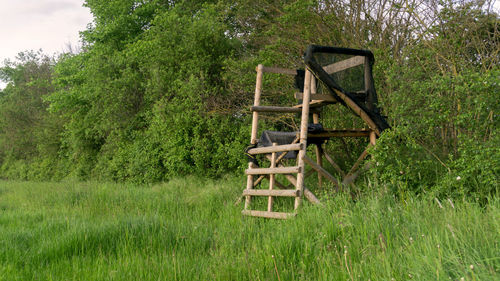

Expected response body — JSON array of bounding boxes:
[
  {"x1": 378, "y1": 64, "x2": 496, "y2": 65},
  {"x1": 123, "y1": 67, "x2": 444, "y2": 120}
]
[{"x1": 241, "y1": 45, "x2": 390, "y2": 219}]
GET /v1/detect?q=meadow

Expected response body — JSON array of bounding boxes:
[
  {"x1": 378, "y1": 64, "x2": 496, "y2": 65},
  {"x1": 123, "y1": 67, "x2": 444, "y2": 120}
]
[{"x1": 0, "y1": 177, "x2": 498, "y2": 280}]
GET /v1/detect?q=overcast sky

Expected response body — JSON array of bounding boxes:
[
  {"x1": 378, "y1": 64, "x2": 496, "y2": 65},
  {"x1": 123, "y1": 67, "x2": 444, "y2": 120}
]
[
  {"x1": 0, "y1": 0, "x2": 92, "y2": 88},
  {"x1": 0, "y1": 0, "x2": 93, "y2": 63},
  {"x1": 0, "y1": 0, "x2": 498, "y2": 88}
]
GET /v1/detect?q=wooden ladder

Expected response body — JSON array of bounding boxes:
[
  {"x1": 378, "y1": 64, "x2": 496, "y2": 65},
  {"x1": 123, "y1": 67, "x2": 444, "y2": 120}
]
[{"x1": 242, "y1": 65, "x2": 314, "y2": 219}]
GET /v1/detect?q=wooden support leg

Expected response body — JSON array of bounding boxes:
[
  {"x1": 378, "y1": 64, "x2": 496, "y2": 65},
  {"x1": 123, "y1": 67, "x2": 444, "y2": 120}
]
[
  {"x1": 244, "y1": 64, "x2": 264, "y2": 210},
  {"x1": 303, "y1": 155, "x2": 341, "y2": 191},
  {"x1": 342, "y1": 130, "x2": 377, "y2": 186},
  {"x1": 343, "y1": 162, "x2": 373, "y2": 185},
  {"x1": 295, "y1": 69, "x2": 312, "y2": 210},
  {"x1": 244, "y1": 163, "x2": 255, "y2": 209},
  {"x1": 267, "y1": 143, "x2": 277, "y2": 212},
  {"x1": 346, "y1": 146, "x2": 370, "y2": 176},
  {"x1": 345, "y1": 130, "x2": 377, "y2": 180},
  {"x1": 281, "y1": 172, "x2": 321, "y2": 205},
  {"x1": 370, "y1": 130, "x2": 377, "y2": 146}
]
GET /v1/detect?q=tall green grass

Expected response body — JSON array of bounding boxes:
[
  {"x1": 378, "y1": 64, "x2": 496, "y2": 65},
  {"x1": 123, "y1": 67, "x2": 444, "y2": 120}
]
[{"x1": 0, "y1": 177, "x2": 498, "y2": 280}]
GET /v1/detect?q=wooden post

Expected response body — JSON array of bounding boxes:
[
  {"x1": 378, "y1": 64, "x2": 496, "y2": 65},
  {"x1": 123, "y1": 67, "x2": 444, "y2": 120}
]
[
  {"x1": 295, "y1": 69, "x2": 312, "y2": 210},
  {"x1": 303, "y1": 155, "x2": 340, "y2": 191},
  {"x1": 245, "y1": 64, "x2": 264, "y2": 210},
  {"x1": 251, "y1": 65, "x2": 264, "y2": 144},
  {"x1": 312, "y1": 112, "x2": 323, "y2": 188},
  {"x1": 267, "y1": 143, "x2": 277, "y2": 212},
  {"x1": 369, "y1": 130, "x2": 376, "y2": 146}
]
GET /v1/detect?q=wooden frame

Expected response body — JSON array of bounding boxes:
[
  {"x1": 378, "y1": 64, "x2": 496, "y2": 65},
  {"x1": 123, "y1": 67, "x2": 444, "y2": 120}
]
[{"x1": 242, "y1": 52, "x2": 384, "y2": 219}]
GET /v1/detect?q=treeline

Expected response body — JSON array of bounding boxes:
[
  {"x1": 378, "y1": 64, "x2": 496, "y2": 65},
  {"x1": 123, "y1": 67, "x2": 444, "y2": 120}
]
[{"x1": 0, "y1": 0, "x2": 498, "y2": 198}]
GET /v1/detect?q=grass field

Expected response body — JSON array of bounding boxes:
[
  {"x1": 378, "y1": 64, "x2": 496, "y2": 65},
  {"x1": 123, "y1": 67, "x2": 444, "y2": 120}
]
[{"x1": 0, "y1": 177, "x2": 498, "y2": 280}]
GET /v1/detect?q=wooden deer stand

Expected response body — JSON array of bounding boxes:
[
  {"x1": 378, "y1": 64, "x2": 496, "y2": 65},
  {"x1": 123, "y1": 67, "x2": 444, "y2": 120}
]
[{"x1": 242, "y1": 45, "x2": 390, "y2": 219}]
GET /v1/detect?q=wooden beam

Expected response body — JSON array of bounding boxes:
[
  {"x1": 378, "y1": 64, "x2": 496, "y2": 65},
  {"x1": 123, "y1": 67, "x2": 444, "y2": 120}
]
[
  {"x1": 370, "y1": 130, "x2": 377, "y2": 145},
  {"x1": 245, "y1": 64, "x2": 264, "y2": 209},
  {"x1": 343, "y1": 162, "x2": 373, "y2": 185},
  {"x1": 251, "y1": 106, "x2": 302, "y2": 113},
  {"x1": 346, "y1": 144, "x2": 371, "y2": 176},
  {"x1": 295, "y1": 69, "x2": 312, "y2": 210},
  {"x1": 275, "y1": 165, "x2": 321, "y2": 204},
  {"x1": 246, "y1": 166, "x2": 301, "y2": 175},
  {"x1": 242, "y1": 210, "x2": 296, "y2": 219},
  {"x1": 330, "y1": 87, "x2": 380, "y2": 135},
  {"x1": 247, "y1": 143, "x2": 303, "y2": 155},
  {"x1": 244, "y1": 162, "x2": 256, "y2": 210},
  {"x1": 267, "y1": 143, "x2": 277, "y2": 212},
  {"x1": 303, "y1": 155, "x2": 340, "y2": 191},
  {"x1": 323, "y1": 56, "x2": 364, "y2": 74},
  {"x1": 242, "y1": 189, "x2": 300, "y2": 197},
  {"x1": 250, "y1": 64, "x2": 264, "y2": 144}
]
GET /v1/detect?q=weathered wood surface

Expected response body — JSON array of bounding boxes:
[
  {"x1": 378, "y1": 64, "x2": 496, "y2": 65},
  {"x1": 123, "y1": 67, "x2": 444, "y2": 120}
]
[
  {"x1": 251, "y1": 106, "x2": 302, "y2": 113},
  {"x1": 267, "y1": 143, "x2": 277, "y2": 211},
  {"x1": 247, "y1": 143, "x2": 303, "y2": 155},
  {"x1": 242, "y1": 210, "x2": 296, "y2": 219},
  {"x1": 323, "y1": 56, "x2": 364, "y2": 74},
  {"x1": 245, "y1": 166, "x2": 301, "y2": 175},
  {"x1": 242, "y1": 189, "x2": 300, "y2": 197},
  {"x1": 295, "y1": 69, "x2": 312, "y2": 210},
  {"x1": 303, "y1": 155, "x2": 340, "y2": 191}
]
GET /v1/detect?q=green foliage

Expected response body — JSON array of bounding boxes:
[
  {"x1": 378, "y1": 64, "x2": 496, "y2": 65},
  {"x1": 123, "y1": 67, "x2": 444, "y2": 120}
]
[
  {"x1": 0, "y1": 0, "x2": 498, "y2": 201},
  {"x1": 371, "y1": 125, "x2": 499, "y2": 200},
  {"x1": 0, "y1": 51, "x2": 67, "y2": 180},
  {"x1": 44, "y1": 2, "x2": 248, "y2": 183},
  {"x1": 436, "y1": 136, "x2": 500, "y2": 200}
]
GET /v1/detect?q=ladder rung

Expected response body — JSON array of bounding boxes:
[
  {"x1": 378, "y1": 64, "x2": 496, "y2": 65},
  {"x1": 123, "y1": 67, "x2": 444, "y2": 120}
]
[
  {"x1": 242, "y1": 210, "x2": 296, "y2": 219},
  {"x1": 251, "y1": 106, "x2": 302, "y2": 113},
  {"x1": 247, "y1": 143, "x2": 302, "y2": 155},
  {"x1": 242, "y1": 189, "x2": 300, "y2": 197},
  {"x1": 245, "y1": 166, "x2": 301, "y2": 175}
]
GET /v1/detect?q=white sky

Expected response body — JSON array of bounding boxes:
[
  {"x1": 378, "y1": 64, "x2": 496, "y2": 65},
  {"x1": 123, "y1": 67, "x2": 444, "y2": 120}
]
[
  {"x1": 0, "y1": 0, "x2": 498, "y2": 89},
  {"x1": 0, "y1": 0, "x2": 93, "y2": 88}
]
